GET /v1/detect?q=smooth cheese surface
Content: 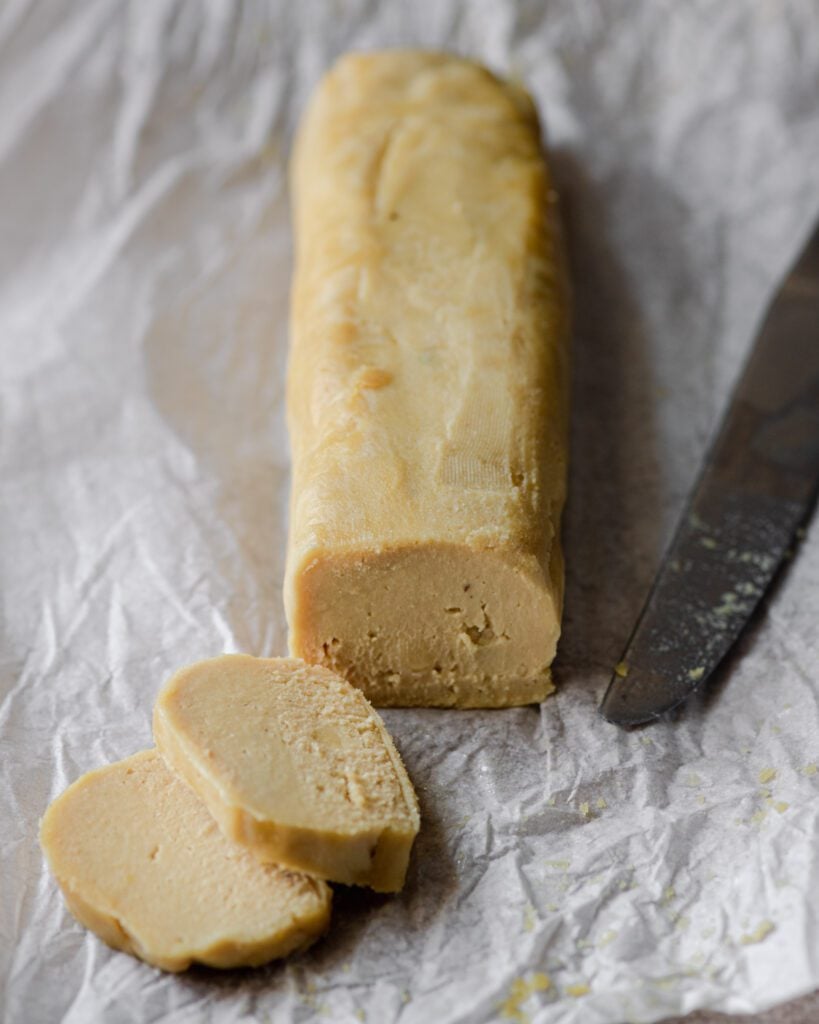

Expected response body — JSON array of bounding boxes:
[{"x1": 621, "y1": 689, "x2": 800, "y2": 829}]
[
  {"x1": 285, "y1": 51, "x2": 569, "y2": 707},
  {"x1": 153, "y1": 655, "x2": 420, "y2": 892},
  {"x1": 40, "y1": 750, "x2": 331, "y2": 972}
]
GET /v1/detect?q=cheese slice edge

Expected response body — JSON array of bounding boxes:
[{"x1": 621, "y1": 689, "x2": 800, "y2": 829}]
[
  {"x1": 153, "y1": 655, "x2": 420, "y2": 892},
  {"x1": 40, "y1": 749, "x2": 332, "y2": 971}
]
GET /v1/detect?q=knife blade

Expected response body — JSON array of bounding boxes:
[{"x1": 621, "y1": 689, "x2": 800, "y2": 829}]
[{"x1": 600, "y1": 222, "x2": 819, "y2": 726}]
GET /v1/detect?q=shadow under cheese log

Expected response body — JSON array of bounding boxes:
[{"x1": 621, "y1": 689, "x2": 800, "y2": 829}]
[{"x1": 551, "y1": 150, "x2": 664, "y2": 692}]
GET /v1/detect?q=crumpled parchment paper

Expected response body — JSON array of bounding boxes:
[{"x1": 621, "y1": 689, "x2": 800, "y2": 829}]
[{"x1": 3, "y1": 2, "x2": 819, "y2": 1022}]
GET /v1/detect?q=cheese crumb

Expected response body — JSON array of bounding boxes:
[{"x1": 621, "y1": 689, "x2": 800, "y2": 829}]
[
  {"x1": 758, "y1": 768, "x2": 777, "y2": 784},
  {"x1": 596, "y1": 797, "x2": 607, "y2": 809},
  {"x1": 500, "y1": 974, "x2": 551, "y2": 1022},
  {"x1": 740, "y1": 921, "x2": 775, "y2": 945},
  {"x1": 579, "y1": 802, "x2": 591, "y2": 817},
  {"x1": 565, "y1": 983, "x2": 590, "y2": 997},
  {"x1": 614, "y1": 661, "x2": 629, "y2": 678},
  {"x1": 803, "y1": 763, "x2": 817, "y2": 776}
]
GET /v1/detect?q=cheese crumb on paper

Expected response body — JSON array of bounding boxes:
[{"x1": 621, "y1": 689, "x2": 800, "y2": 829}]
[
  {"x1": 740, "y1": 921, "x2": 775, "y2": 945},
  {"x1": 500, "y1": 974, "x2": 552, "y2": 1022}
]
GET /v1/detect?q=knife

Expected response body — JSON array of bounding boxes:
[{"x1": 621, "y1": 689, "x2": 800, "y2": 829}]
[{"x1": 600, "y1": 222, "x2": 819, "y2": 726}]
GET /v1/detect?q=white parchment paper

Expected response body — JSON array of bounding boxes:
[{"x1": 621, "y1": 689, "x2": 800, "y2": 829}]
[{"x1": 3, "y1": 2, "x2": 819, "y2": 1022}]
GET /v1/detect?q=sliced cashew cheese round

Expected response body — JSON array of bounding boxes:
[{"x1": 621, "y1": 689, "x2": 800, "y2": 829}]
[
  {"x1": 40, "y1": 749, "x2": 332, "y2": 972},
  {"x1": 153, "y1": 655, "x2": 420, "y2": 892}
]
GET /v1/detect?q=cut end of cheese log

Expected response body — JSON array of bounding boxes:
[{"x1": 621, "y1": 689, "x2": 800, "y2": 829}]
[
  {"x1": 39, "y1": 750, "x2": 331, "y2": 972},
  {"x1": 285, "y1": 51, "x2": 569, "y2": 707},
  {"x1": 291, "y1": 543, "x2": 560, "y2": 707},
  {"x1": 153, "y1": 655, "x2": 420, "y2": 892}
]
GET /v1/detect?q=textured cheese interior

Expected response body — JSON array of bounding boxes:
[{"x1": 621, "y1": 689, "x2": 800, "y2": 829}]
[
  {"x1": 294, "y1": 544, "x2": 559, "y2": 707},
  {"x1": 285, "y1": 51, "x2": 569, "y2": 707},
  {"x1": 39, "y1": 750, "x2": 331, "y2": 972},
  {"x1": 153, "y1": 655, "x2": 420, "y2": 891}
]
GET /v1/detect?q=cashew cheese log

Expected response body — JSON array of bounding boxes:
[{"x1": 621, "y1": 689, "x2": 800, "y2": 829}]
[
  {"x1": 153, "y1": 655, "x2": 420, "y2": 893},
  {"x1": 285, "y1": 51, "x2": 569, "y2": 708},
  {"x1": 39, "y1": 751, "x2": 331, "y2": 972}
]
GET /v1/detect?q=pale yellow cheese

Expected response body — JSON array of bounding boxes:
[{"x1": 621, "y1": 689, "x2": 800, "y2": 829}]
[
  {"x1": 153, "y1": 655, "x2": 420, "y2": 892},
  {"x1": 285, "y1": 51, "x2": 569, "y2": 707},
  {"x1": 40, "y1": 750, "x2": 331, "y2": 972}
]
